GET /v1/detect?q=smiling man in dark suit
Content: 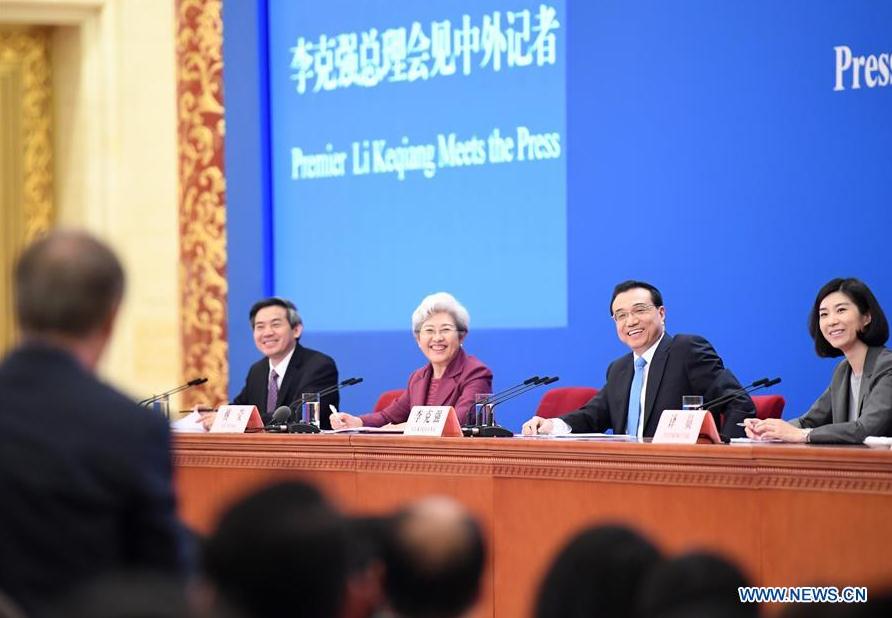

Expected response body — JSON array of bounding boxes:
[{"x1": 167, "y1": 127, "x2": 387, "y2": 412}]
[
  {"x1": 232, "y1": 297, "x2": 339, "y2": 427},
  {"x1": 523, "y1": 280, "x2": 754, "y2": 439},
  {"x1": 0, "y1": 230, "x2": 185, "y2": 616}
]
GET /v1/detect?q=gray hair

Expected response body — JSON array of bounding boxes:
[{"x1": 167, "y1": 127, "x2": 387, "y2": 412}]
[{"x1": 411, "y1": 292, "x2": 470, "y2": 334}]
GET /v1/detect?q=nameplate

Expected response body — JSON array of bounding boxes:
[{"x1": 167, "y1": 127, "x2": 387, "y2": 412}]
[
  {"x1": 404, "y1": 405, "x2": 462, "y2": 437},
  {"x1": 652, "y1": 409, "x2": 722, "y2": 444},
  {"x1": 210, "y1": 405, "x2": 263, "y2": 433}
]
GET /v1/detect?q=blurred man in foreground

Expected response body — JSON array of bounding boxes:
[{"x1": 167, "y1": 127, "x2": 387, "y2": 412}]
[{"x1": 0, "y1": 230, "x2": 184, "y2": 616}]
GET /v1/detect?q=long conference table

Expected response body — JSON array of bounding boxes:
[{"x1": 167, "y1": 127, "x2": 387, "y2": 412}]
[{"x1": 173, "y1": 434, "x2": 892, "y2": 616}]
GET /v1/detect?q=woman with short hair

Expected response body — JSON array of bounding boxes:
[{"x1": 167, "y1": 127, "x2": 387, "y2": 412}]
[
  {"x1": 330, "y1": 292, "x2": 493, "y2": 428},
  {"x1": 746, "y1": 278, "x2": 892, "y2": 443}
]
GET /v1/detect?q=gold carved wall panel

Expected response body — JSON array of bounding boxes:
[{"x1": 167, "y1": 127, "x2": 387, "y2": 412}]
[
  {"x1": 176, "y1": 0, "x2": 228, "y2": 406},
  {"x1": 0, "y1": 27, "x2": 54, "y2": 354}
]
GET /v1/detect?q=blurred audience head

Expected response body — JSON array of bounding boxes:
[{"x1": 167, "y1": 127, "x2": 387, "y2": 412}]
[
  {"x1": 638, "y1": 551, "x2": 756, "y2": 618},
  {"x1": 15, "y1": 229, "x2": 124, "y2": 344},
  {"x1": 201, "y1": 481, "x2": 349, "y2": 618},
  {"x1": 534, "y1": 524, "x2": 662, "y2": 618},
  {"x1": 0, "y1": 590, "x2": 25, "y2": 618},
  {"x1": 340, "y1": 515, "x2": 389, "y2": 618},
  {"x1": 383, "y1": 496, "x2": 485, "y2": 618}
]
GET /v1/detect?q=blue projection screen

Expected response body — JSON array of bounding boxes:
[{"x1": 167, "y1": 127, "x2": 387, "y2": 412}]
[
  {"x1": 227, "y1": 0, "x2": 892, "y2": 427},
  {"x1": 267, "y1": 0, "x2": 567, "y2": 331}
]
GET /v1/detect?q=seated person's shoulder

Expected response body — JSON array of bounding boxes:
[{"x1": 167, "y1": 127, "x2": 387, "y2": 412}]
[
  {"x1": 298, "y1": 345, "x2": 338, "y2": 367},
  {"x1": 465, "y1": 354, "x2": 492, "y2": 374},
  {"x1": 672, "y1": 333, "x2": 709, "y2": 346},
  {"x1": 671, "y1": 333, "x2": 720, "y2": 356},
  {"x1": 876, "y1": 347, "x2": 892, "y2": 369}
]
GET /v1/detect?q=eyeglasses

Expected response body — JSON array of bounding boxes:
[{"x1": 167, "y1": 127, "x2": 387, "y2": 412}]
[
  {"x1": 612, "y1": 304, "x2": 655, "y2": 323},
  {"x1": 419, "y1": 325, "x2": 460, "y2": 337}
]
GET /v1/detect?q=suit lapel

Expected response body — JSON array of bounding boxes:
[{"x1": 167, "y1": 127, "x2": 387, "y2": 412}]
[
  {"x1": 642, "y1": 334, "x2": 673, "y2": 429},
  {"x1": 855, "y1": 347, "x2": 882, "y2": 418},
  {"x1": 831, "y1": 359, "x2": 851, "y2": 423},
  {"x1": 431, "y1": 351, "x2": 465, "y2": 406}
]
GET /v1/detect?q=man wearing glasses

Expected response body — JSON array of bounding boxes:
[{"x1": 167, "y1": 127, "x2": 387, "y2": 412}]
[{"x1": 522, "y1": 280, "x2": 754, "y2": 438}]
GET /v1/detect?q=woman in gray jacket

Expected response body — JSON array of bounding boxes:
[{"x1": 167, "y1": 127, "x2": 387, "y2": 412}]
[{"x1": 746, "y1": 278, "x2": 891, "y2": 444}]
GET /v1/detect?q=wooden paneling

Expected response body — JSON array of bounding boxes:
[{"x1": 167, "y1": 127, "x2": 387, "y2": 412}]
[{"x1": 173, "y1": 436, "x2": 892, "y2": 616}]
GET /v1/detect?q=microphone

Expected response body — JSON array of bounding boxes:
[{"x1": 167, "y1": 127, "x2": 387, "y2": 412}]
[
  {"x1": 483, "y1": 376, "x2": 541, "y2": 405},
  {"x1": 489, "y1": 376, "x2": 559, "y2": 408},
  {"x1": 464, "y1": 376, "x2": 560, "y2": 438},
  {"x1": 461, "y1": 376, "x2": 542, "y2": 431},
  {"x1": 264, "y1": 405, "x2": 293, "y2": 433},
  {"x1": 282, "y1": 377, "x2": 364, "y2": 433},
  {"x1": 459, "y1": 376, "x2": 540, "y2": 425},
  {"x1": 138, "y1": 377, "x2": 208, "y2": 407},
  {"x1": 699, "y1": 377, "x2": 782, "y2": 411}
]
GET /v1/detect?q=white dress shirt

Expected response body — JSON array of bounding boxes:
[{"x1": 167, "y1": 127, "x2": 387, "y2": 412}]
[{"x1": 268, "y1": 346, "x2": 295, "y2": 390}]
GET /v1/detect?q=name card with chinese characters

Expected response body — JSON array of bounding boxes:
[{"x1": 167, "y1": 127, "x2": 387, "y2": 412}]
[
  {"x1": 404, "y1": 406, "x2": 463, "y2": 437},
  {"x1": 652, "y1": 409, "x2": 722, "y2": 444},
  {"x1": 210, "y1": 405, "x2": 263, "y2": 433}
]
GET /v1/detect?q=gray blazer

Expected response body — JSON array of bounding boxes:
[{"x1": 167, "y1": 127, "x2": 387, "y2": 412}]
[{"x1": 791, "y1": 346, "x2": 892, "y2": 444}]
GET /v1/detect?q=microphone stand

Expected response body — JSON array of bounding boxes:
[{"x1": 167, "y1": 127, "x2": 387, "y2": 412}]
[
  {"x1": 465, "y1": 376, "x2": 559, "y2": 438},
  {"x1": 138, "y1": 378, "x2": 208, "y2": 420},
  {"x1": 700, "y1": 377, "x2": 781, "y2": 411}
]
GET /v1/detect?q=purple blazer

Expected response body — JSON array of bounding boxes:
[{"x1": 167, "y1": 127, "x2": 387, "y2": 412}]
[{"x1": 359, "y1": 349, "x2": 493, "y2": 427}]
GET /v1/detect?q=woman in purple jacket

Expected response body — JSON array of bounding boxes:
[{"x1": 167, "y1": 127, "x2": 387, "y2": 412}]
[{"x1": 330, "y1": 292, "x2": 493, "y2": 428}]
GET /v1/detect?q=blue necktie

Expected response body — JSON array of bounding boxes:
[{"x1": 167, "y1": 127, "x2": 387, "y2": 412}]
[{"x1": 627, "y1": 357, "x2": 647, "y2": 436}]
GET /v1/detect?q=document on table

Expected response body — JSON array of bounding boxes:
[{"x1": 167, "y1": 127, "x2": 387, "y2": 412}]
[
  {"x1": 327, "y1": 426, "x2": 405, "y2": 434},
  {"x1": 729, "y1": 437, "x2": 784, "y2": 444},
  {"x1": 864, "y1": 437, "x2": 892, "y2": 449},
  {"x1": 171, "y1": 410, "x2": 207, "y2": 433},
  {"x1": 520, "y1": 433, "x2": 637, "y2": 441}
]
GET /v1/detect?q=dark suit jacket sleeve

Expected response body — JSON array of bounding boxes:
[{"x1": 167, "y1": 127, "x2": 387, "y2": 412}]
[
  {"x1": 559, "y1": 361, "x2": 616, "y2": 433},
  {"x1": 124, "y1": 414, "x2": 187, "y2": 571},
  {"x1": 231, "y1": 377, "x2": 251, "y2": 406},
  {"x1": 230, "y1": 359, "x2": 263, "y2": 407},
  {"x1": 560, "y1": 388, "x2": 611, "y2": 432},
  {"x1": 684, "y1": 335, "x2": 755, "y2": 438}
]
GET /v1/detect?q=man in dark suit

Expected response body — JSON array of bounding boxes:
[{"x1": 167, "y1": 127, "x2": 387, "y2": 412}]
[
  {"x1": 523, "y1": 280, "x2": 754, "y2": 439},
  {"x1": 0, "y1": 230, "x2": 185, "y2": 616},
  {"x1": 231, "y1": 297, "x2": 339, "y2": 427}
]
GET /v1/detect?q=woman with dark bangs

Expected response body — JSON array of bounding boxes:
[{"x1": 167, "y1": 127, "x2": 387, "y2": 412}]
[{"x1": 746, "y1": 278, "x2": 892, "y2": 444}]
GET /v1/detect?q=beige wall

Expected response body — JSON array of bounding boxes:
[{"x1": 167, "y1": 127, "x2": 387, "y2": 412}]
[{"x1": 2, "y1": 0, "x2": 182, "y2": 402}]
